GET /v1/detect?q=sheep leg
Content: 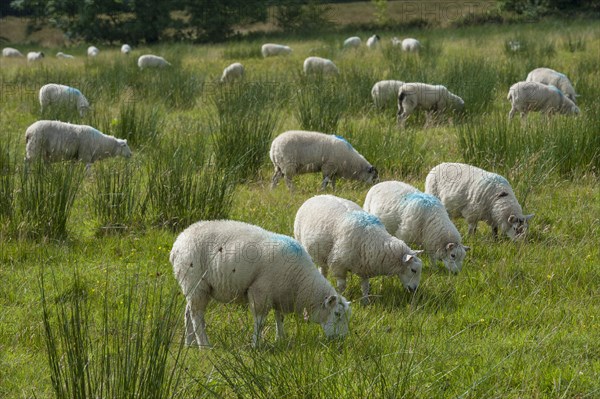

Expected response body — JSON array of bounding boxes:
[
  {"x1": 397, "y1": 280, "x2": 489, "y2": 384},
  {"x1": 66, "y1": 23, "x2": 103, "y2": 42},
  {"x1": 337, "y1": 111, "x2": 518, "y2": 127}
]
[
  {"x1": 492, "y1": 226, "x2": 499, "y2": 239},
  {"x1": 508, "y1": 107, "x2": 516, "y2": 120},
  {"x1": 271, "y1": 167, "x2": 283, "y2": 189},
  {"x1": 397, "y1": 112, "x2": 408, "y2": 128},
  {"x1": 275, "y1": 309, "x2": 285, "y2": 341},
  {"x1": 248, "y1": 289, "x2": 270, "y2": 348},
  {"x1": 187, "y1": 295, "x2": 211, "y2": 347},
  {"x1": 360, "y1": 278, "x2": 370, "y2": 305},
  {"x1": 184, "y1": 303, "x2": 197, "y2": 346},
  {"x1": 320, "y1": 176, "x2": 331, "y2": 191},
  {"x1": 468, "y1": 223, "x2": 478, "y2": 235},
  {"x1": 284, "y1": 173, "x2": 295, "y2": 191}
]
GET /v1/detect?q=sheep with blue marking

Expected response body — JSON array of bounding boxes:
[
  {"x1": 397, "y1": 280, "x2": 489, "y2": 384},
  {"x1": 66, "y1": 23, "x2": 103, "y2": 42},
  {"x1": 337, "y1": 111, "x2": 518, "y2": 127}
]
[
  {"x1": 507, "y1": 81, "x2": 579, "y2": 119},
  {"x1": 364, "y1": 181, "x2": 469, "y2": 273},
  {"x1": 526, "y1": 67, "x2": 578, "y2": 104},
  {"x1": 39, "y1": 83, "x2": 90, "y2": 116},
  {"x1": 269, "y1": 130, "x2": 378, "y2": 191},
  {"x1": 294, "y1": 195, "x2": 423, "y2": 304},
  {"x1": 425, "y1": 162, "x2": 533, "y2": 240},
  {"x1": 170, "y1": 220, "x2": 352, "y2": 347},
  {"x1": 372, "y1": 80, "x2": 405, "y2": 108}
]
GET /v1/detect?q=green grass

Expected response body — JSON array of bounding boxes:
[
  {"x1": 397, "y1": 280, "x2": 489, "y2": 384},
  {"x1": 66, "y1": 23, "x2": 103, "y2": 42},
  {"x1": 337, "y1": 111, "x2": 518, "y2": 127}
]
[{"x1": 1, "y1": 17, "x2": 599, "y2": 399}]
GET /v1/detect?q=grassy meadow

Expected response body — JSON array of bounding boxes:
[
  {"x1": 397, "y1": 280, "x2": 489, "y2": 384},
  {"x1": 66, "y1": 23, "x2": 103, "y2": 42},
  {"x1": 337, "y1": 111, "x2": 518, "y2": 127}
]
[{"x1": 1, "y1": 17, "x2": 599, "y2": 398}]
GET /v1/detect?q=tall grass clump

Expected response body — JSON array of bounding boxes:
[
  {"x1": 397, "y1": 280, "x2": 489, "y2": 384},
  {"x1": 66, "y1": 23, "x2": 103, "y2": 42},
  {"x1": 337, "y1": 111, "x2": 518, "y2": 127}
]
[
  {"x1": 295, "y1": 76, "x2": 344, "y2": 133},
  {"x1": 114, "y1": 103, "x2": 164, "y2": 148},
  {"x1": 0, "y1": 136, "x2": 16, "y2": 222},
  {"x1": 339, "y1": 65, "x2": 378, "y2": 114},
  {"x1": 440, "y1": 56, "x2": 498, "y2": 113},
  {"x1": 140, "y1": 66, "x2": 203, "y2": 109}
]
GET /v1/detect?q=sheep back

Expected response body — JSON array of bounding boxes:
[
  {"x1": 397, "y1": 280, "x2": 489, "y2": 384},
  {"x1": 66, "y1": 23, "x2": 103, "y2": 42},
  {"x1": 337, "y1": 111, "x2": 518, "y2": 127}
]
[
  {"x1": 526, "y1": 67, "x2": 577, "y2": 103},
  {"x1": 508, "y1": 81, "x2": 579, "y2": 117}
]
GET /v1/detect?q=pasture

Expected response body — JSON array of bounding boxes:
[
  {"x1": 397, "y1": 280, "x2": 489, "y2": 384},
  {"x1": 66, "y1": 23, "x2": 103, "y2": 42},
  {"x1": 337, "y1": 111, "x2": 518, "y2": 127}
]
[{"x1": 1, "y1": 17, "x2": 599, "y2": 398}]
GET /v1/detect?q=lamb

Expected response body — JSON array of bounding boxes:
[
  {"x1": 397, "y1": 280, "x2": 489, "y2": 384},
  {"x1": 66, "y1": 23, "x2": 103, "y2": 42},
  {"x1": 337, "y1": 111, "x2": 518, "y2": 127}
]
[
  {"x1": 425, "y1": 162, "x2": 533, "y2": 240},
  {"x1": 56, "y1": 52, "x2": 75, "y2": 59},
  {"x1": 87, "y1": 46, "x2": 100, "y2": 57},
  {"x1": 366, "y1": 34, "x2": 380, "y2": 49},
  {"x1": 170, "y1": 220, "x2": 351, "y2": 347},
  {"x1": 303, "y1": 56, "x2": 339, "y2": 76},
  {"x1": 27, "y1": 52, "x2": 45, "y2": 62},
  {"x1": 364, "y1": 181, "x2": 469, "y2": 273},
  {"x1": 2, "y1": 47, "x2": 24, "y2": 57},
  {"x1": 401, "y1": 38, "x2": 421, "y2": 52},
  {"x1": 121, "y1": 44, "x2": 132, "y2": 55},
  {"x1": 261, "y1": 43, "x2": 292, "y2": 57},
  {"x1": 137, "y1": 54, "x2": 171, "y2": 69},
  {"x1": 220, "y1": 62, "x2": 244, "y2": 83},
  {"x1": 294, "y1": 195, "x2": 423, "y2": 304},
  {"x1": 371, "y1": 80, "x2": 404, "y2": 108},
  {"x1": 39, "y1": 84, "x2": 90, "y2": 116},
  {"x1": 343, "y1": 36, "x2": 361, "y2": 48},
  {"x1": 397, "y1": 83, "x2": 464, "y2": 127},
  {"x1": 526, "y1": 67, "x2": 578, "y2": 103},
  {"x1": 25, "y1": 120, "x2": 132, "y2": 169},
  {"x1": 270, "y1": 130, "x2": 378, "y2": 191},
  {"x1": 507, "y1": 81, "x2": 580, "y2": 119}
]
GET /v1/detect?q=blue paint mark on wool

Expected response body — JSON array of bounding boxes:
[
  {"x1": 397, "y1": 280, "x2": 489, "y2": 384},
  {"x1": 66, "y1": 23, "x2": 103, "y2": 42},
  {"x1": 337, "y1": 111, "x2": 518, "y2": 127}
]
[
  {"x1": 334, "y1": 135, "x2": 354, "y2": 149},
  {"x1": 548, "y1": 85, "x2": 564, "y2": 97},
  {"x1": 484, "y1": 172, "x2": 509, "y2": 186},
  {"x1": 347, "y1": 211, "x2": 383, "y2": 228},
  {"x1": 66, "y1": 87, "x2": 81, "y2": 96},
  {"x1": 272, "y1": 234, "x2": 304, "y2": 256},
  {"x1": 403, "y1": 192, "x2": 441, "y2": 208}
]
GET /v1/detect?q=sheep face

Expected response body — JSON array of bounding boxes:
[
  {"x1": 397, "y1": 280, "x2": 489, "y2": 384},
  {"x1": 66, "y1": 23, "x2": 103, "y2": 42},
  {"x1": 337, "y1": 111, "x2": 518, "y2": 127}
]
[
  {"x1": 317, "y1": 295, "x2": 351, "y2": 340},
  {"x1": 398, "y1": 253, "x2": 423, "y2": 292},
  {"x1": 358, "y1": 166, "x2": 378, "y2": 184},
  {"x1": 504, "y1": 214, "x2": 534, "y2": 241},
  {"x1": 438, "y1": 243, "x2": 469, "y2": 274},
  {"x1": 117, "y1": 140, "x2": 132, "y2": 159}
]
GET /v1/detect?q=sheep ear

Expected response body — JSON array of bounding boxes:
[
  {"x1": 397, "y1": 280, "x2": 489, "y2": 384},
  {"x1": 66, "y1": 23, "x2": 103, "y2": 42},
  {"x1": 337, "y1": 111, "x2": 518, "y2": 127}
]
[
  {"x1": 324, "y1": 295, "x2": 338, "y2": 308},
  {"x1": 508, "y1": 215, "x2": 517, "y2": 223},
  {"x1": 497, "y1": 191, "x2": 509, "y2": 198},
  {"x1": 463, "y1": 245, "x2": 471, "y2": 252},
  {"x1": 525, "y1": 214, "x2": 534, "y2": 221},
  {"x1": 446, "y1": 242, "x2": 455, "y2": 250}
]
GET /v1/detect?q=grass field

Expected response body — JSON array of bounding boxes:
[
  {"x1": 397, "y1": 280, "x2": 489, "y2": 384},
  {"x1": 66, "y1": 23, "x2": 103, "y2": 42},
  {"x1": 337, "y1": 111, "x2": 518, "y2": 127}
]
[{"x1": 1, "y1": 16, "x2": 599, "y2": 399}]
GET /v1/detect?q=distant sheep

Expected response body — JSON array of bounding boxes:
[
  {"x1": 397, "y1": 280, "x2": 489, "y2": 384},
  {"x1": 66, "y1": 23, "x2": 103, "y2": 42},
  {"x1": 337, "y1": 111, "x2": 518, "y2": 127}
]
[
  {"x1": 371, "y1": 80, "x2": 404, "y2": 108},
  {"x1": 87, "y1": 46, "x2": 100, "y2": 57},
  {"x1": 366, "y1": 34, "x2": 380, "y2": 49},
  {"x1": 137, "y1": 54, "x2": 171, "y2": 69},
  {"x1": 56, "y1": 52, "x2": 75, "y2": 59},
  {"x1": 401, "y1": 38, "x2": 421, "y2": 52},
  {"x1": 507, "y1": 81, "x2": 579, "y2": 119},
  {"x1": 526, "y1": 67, "x2": 578, "y2": 104},
  {"x1": 303, "y1": 56, "x2": 339, "y2": 76},
  {"x1": 220, "y1": 62, "x2": 244, "y2": 83},
  {"x1": 294, "y1": 194, "x2": 423, "y2": 303},
  {"x1": 121, "y1": 44, "x2": 132, "y2": 55},
  {"x1": 2, "y1": 47, "x2": 24, "y2": 57},
  {"x1": 261, "y1": 43, "x2": 292, "y2": 57},
  {"x1": 391, "y1": 37, "x2": 402, "y2": 47},
  {"x1": 425, "y1": 162, "x2": 533, "y2": 240},
  {"x1": 397, "y1": 83, "x2": 464, "y2": 127},
  {"x1": 270, "y1": 130, "x2": 378, "y2": 191},
  {"x1": 27, "y1": 52, "x2": 45, "y2": 62},
  {"x1": 170, "y1": 220, "x2": 351, "y2": 347},
  {"x1": 343, "y1": 36, "x2": 361, "y2": 48},
  {"x1": 25, "y1": 120, "x2": 131, "y2": 169},
  {"x1": 39, "y1": 83, "x2": 90, "y2": 116},
  {"x1": 364, "y1": 181, "x2": 469, "y2": 273}
]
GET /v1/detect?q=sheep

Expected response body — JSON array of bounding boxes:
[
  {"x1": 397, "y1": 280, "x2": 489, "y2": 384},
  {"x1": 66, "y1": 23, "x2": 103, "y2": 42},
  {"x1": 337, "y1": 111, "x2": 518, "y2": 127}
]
[
  {"x1": 270, "y1": 130, "x2": 378, "y2": 191},
  {"x1": 391, "y1": 37, "x2": 402, "y2": 47},
  {"x1": 170, "y1": 219, "x2": 352, "y2": 347},
  {"x1": 343, "y1": 36, "x2": 361, "y2": 48},
  {"x1": 56, "y1": 52, "x2": 75, "y2": 59},
  {"x1": 220, "y1": 62, "x2": 244, "y2": 83},
  {"x1": 27, "y1": 52, "x2": 45, "y2": 62},
  {"x1": 294, "y1": 194, "x2": 423, "y2": 304},
  {"x1": 261, "y1": 43, "x2": 292, "y2": 57},
  {"x1": 303, "y1": 56, "x2": 339, "y2": 76},
  {"x1": 25, "y1": 120, "x2": 132, "y2": 169},
  {"x1": 425, "y1": 162, "x2": 533, "y2": 241},
  {"x1": 121, "y1": 44, "x2": 132, "y2": 55},
  {"x1": 397, "y1": 83, "x2": 464, "y2": 127},
  {"x1": 371, "y1": 80, "x2": 404, "y2": 109},
  {"x1": 508, "y1": 81, "x2": 580, "y2": 119},
  {"x1": 526, "y1": 67, "x2": 578, "y2": 104},
  {"x1": 39, "y1": 84, "x2": 90, "y2": 117},
  {"x1": 87, "y1": 46, "x2": 100, "y2": 57},
  {"x1": 401, "y1": 38, "x2": 421, "y2": 52},
  {"x1": 2, "y1": 47, "x2": 24, "y2": 57},
  {"x1": 137, "y1": 54, "x2": 171, "y2": 69},
  {"x1": 366, "y1": 34, "x2": 380, "y2": 49},
  {"x1": 364, "y1": 181, "x2": 469, "y2": 274}
]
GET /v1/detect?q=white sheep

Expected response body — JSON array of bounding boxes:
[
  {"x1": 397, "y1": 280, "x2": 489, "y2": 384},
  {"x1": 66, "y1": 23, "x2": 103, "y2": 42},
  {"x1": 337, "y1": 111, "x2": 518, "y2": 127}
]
[
  {"x1": 397, "y1": 82, "x2": 464, "y2": 127},
  {"x1": 343, "y1": 36, "x2": 361, "y2": 48},
  {"x1": 391, "y1": 37, "x2": 402, "y2": 47},
  {"x1": 2, "y1": 47, "x2": 24, "y2": 57},
  {"x1": 364, "y1": 181, "x2": 469, "y2": 273},
  {"x1": 220, "y1": 62, "x2": 244, "y2": 83},
  {"x1": 27, "y1": 52, "x2": 45, "y2": 62},
  {"x1": 25, "y1": 120, "x2": 132, "y2": 169},
  {"x1": 303, "y1": 56, "x2": 339, "y2": 76},
  {"x1": 507, "y1": 81, "x2": 580, "y2": 119},
  {"x1": 526, "y1": 67, "x2": 578, "y2": 103},
  {"x1": 39, "y1": 84, "x2": 90, "y2": 116},
  {"x1": 294, "y1": 194, "x2": 423, "y2": 304},
  {"x1": 401, "y1": 38, "x2": 421, "y2": 52},
  {"x1": 371, "y1": 80, "x2": 404, "y2": 108},
  {"x1": 137, "y1": 54, "x2": 171, "y2": 69},
  {"x1": 366, "y1": 34, "x2": 380, "y2": 49},
  {"x1": 56, "y1": 52, "x2": 75, "y2": 59},
  {"x1": 261, "y1": 43, "x2": 292, "y2": 57},
  {"x1": 87, "y1": 46, "x2": 100, "y2": 57},
  {"x1": 425, "y1": 162, "x2": 533, "y2": 240},
  {"x1": 170, "y1": 220, "x2": 352, "y2": 347},
  {"x1": 270, "y1": 130, "x2": 378, "y2": 191},
  {"x1": 121, "y1": 44, "x2": 132, "y2": 55}
]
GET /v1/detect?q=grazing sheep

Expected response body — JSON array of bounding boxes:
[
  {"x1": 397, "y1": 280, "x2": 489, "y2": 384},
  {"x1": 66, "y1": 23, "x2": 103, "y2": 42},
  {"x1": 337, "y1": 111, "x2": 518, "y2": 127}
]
[
  {"x1": 39, "y1": 84, "x2": 90, "y2": 116},
  {"x1": 397, "y1": 83, "x2": 464, "y2": 127},
  {"x1": 366, "y1": 34, "x2": 380, "y2": 49},
  {"x1": 27, "y1": 52, "x2": 45, "y2": 62},
  {"x1": 220, "y1": 62, "x2": 244, "y2": 83},
  {"x1": 391, "y1": 37, "x2": 402, "y2": 47},
  {"x1": 25, "y1": 120, "x2": 132, "y2": 169},
  {"x1": 343, "y1": 36, "x2": 362, "y2": 48},
  {"x1": 56, "y1": 52, "x2": 75, "y2": 59},
  {"x1": 137, "y1": 54, "x2": 171, "y2": 69},
  {"x1": 526, "y1": 67, "x2": 578, "y2": 103},
  {"x1": 303, "y1": 56, "x2": 339, "y2": 76},
  {"x1": 270, "y1": 130, "x2": 378, "y2": 191},
  {"x1": 364, "y1": 181, "x2": 469, "y2": 273},
  {"x1": 371, "y1": 80, "x2": 405, "y2": 108},
  {"x1": 294, "y1": 195, "x2": 423, "y2": 303},
  {"x1": 87, "y1": 46, "x2": 100, "y2": 57},
  {"x1": 170, "y1": 220, "x2": 352, "y2": 347},
  {"x1": 507, "y1": 81, "x2": 580, "y2": 119},
  {"x1": 261, "y1": 43, "x2": 292, "y2": 57},
  {"x1": 401, "y1": 38, "x2": 421, "y2": 52},
  {"x1": 425, "y1": 162, "x2": 533, "y2": 240},
  {"x1": 121, "y1": 44, "x2": 132, "y2": 55},
  {"x1": 2, "y1": 47, "x2": 24, "y2": 57}
]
